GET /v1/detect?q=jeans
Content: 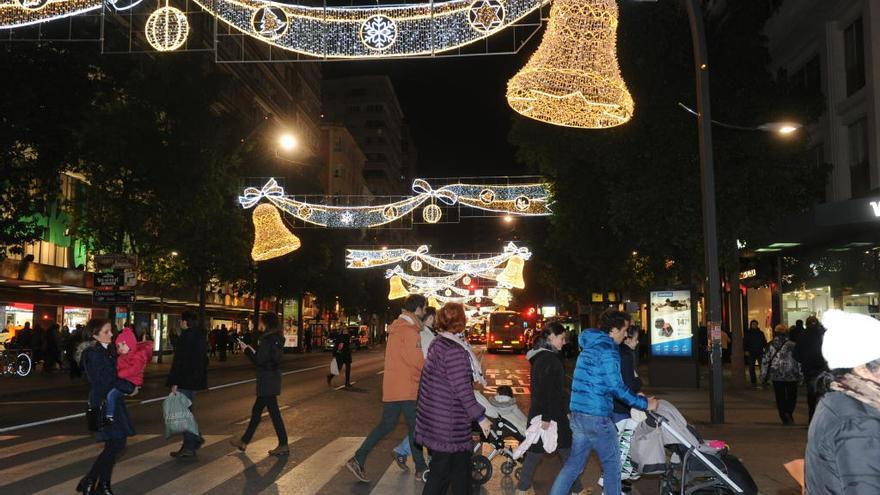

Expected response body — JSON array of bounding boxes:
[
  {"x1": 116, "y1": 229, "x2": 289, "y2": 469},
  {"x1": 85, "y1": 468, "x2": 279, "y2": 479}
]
[
  {"x1": 241, "y1": 395, "x2": 288, "y2": 446},
  {"x1": 746, "y1": 352, "x2": 762, "y2": 385},
  {"x1": 772, "y1": 381, "x2": 798, "y2": 422},
  {"x1": 550, "y1": 413, "x2": 620, "y2": 495},
  {"x1": 85, "y1": 437, "x2": 126, "y2": 483},
  {"x1": 394, "y1": 436, "x2": 411, "y2": 456},
  {"x1": 423, "y1": 450, "x2": 471, "y2": 495},
  {"x1": 177, "y1": 389, "x2": 202, "y2": 450},
  {"x1": 105, "y1": 388, "x2": 124, "y2": 418},
  {"x1": 517, "y1": 447, "x2": 583, "y2": 492},
  {"x1": 354, "y1": 401, "x2": 426, "y2": 471}
]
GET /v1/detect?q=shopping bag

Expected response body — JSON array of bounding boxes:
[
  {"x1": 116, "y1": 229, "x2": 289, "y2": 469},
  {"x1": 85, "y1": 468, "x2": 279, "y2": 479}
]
[
  {"x1": 616, "y1": 418, "x2": 639, "y2": 480},
  {"x1": 162, "y1": 392, "x2": 199, "y2": 438},
  {"x1": 783, "y1": 459, "x2": 805, "y2": 495},
  {"x1": 330, "y1": 358, "x2": 339, "y2": 376}
]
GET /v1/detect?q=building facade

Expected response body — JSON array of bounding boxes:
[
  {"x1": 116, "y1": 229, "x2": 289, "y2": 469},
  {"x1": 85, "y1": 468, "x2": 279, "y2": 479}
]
[
  {"x1": 748, "y1": 0, "x2": 880, "y2": 327},
  {"x1": 318, "y1": 124, "x2": 371, "y2": 196},
  {"x1": 322, "y1": 76, "x2": 417, "y2": 196}
]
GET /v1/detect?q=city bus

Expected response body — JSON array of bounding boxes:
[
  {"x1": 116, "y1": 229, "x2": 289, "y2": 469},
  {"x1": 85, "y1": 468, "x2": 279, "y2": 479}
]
[{"x1": 487, "y1": 311, "x2": 527, "y2": 353}]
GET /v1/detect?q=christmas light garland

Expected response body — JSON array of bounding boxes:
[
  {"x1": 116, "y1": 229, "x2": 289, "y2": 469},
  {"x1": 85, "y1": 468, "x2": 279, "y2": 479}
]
[
  {"x1": 346, "y1": 242, "x2": 532, "y2": 272},
  {"x1": 0, "y1": 0, "x2": 101, "y2": 29},
  {"x1": 239, "y1": 179, "x2": 552, "y2": 229}
]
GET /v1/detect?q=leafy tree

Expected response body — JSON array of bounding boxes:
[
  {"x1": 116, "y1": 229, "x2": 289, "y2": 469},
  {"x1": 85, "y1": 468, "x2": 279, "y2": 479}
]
[{"x1": 0, "y1": 45, "x2": 96, "y2": 258}]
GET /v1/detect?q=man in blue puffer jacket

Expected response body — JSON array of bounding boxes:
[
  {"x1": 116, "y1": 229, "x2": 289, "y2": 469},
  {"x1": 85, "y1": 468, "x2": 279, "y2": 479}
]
[{"x1": 550, "y1": 310, "x2": 658, "y2": 495}]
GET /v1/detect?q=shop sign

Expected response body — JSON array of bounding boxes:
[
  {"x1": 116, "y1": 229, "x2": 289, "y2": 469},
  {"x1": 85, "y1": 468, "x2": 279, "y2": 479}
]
[
  {"x1": 739, "y1": 269, "x2": 757, "y2": 280},
  {"x1": 870, "y1": 201, "x2": 880, "y2": 218},
  {"x1": 93, "y1": 290, "x2": 136, "y2": 304},
  {"x1": 94, "y1": 254, "x2": 138, "y2": 271},
  {"x1": 93, "y1": 270, "x2": 137, "y2": 288},
  {"x1": 649, "y1": 289, "x2": 694, "y2": 358}
]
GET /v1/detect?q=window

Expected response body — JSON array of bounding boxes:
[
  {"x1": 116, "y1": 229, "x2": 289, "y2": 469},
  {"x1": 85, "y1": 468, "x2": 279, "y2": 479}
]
[
  {"x1": 364, "y1": 120, "x2": 386, "y2": 129},
  {"x1": 844, "y1": 17, "x2": 865, "y2": 96},
  {"x1": 346, "y1": 88, "x2": 367, "y2": 97},
  {"x1": 790, "y1": 55, "x2": 822, "y2": 95},
  {"x1": 848, "y1": 118, "x2": 870, "y2": 198},
  {"x1": 346, "y1": 105, "x2": 361, "y2": 113},
  {"x1": 366, "y1": 104, "x2": 384, "y2": 113}
]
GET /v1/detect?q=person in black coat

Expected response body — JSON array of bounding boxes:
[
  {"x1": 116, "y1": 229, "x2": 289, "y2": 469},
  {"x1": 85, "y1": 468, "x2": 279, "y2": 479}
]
[
  {"x1": 327, "y1": 327, "x2": 353, "y2": 387},
  {"x1": 516, "y1": 322, "x2": 584, "y2": 494},
  {"x1": 794, "y1": 316, "x2": 828, "y2": 421},
  {"x1": 77, "y1": 318, "x2": 137, "y2": 495},
  {"x1": 230, "y1": 312, "x2": 289, "y2": 456},
  {"x1": 217, "y1": 324, "x2": 229, "y2": 362},
  {"x1": 613, "y1": 326, "x2": 642, "y2": 422},
  {"x1": 744, "y1": 320, "x2": 768, "y2": 386},
  {"x1": 165, "y1": 310, "x2": 208, "y2": 458}
]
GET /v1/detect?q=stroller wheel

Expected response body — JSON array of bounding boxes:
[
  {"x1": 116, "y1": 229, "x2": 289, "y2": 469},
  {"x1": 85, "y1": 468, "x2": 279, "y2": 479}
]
[
  {"x1": 513, "y1": 467, "x2": 522, "y2": 481},
  {"x1": 501, "y1": 460, "x2": 515, "y2": 476},
  {"x1": 471, "y1": 454, "x2": 493, "y2": 485}
]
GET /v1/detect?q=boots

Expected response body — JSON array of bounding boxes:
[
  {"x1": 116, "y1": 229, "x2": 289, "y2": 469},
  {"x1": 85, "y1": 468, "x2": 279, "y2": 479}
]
[
  {"x1": 268, "y1": 445, "x2": 289, "y2": 456},
  {"x1": 229, "y1": 438, "x2": 247, "y2": 452},
  {"x1": 75, "y1": 477, "x2": 95, "y2": 494},
  {"x1": 95, "y1": 481, "x2": 115, "y2": 495}
]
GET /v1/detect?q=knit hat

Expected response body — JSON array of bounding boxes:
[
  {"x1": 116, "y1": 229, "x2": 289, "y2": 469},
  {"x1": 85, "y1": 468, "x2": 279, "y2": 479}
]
[
  {"x1": 821, "y1": 310, "x2": 880, "y2": 369},
  {"x1": 116, "y1": 327, "x2": 137, "y2": 352}
]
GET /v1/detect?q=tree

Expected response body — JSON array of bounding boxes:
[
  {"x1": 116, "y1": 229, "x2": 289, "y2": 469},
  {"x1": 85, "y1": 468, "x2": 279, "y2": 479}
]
[{"x1": 0, "y1": 45, "x2": 96, "y2": 258}]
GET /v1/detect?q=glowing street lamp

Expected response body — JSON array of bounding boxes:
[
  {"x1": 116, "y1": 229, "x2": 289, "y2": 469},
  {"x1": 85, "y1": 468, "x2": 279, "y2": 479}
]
[{"x1": 278, "y1": 133, "x2": 298, "y2": 152}]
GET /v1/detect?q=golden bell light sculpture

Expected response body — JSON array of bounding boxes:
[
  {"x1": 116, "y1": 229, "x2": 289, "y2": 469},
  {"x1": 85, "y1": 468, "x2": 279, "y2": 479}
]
[
  {"x1": 388, "y1": 275, "x2": 409, "y2": 300},
  {"x1": 497, "y1": 255, "x2": 526, "y2": 289},
  {"x1": 251, "y1": 203, "x2": 301, "y2": 261},
  {"x1": 492, "y1": 288, "x2": 511, "y2": 307},
  {"x1": 427, "y1": 296, "x2": 441, "y2": 310},
  {"x1": 506, "y1": 0, "x2": 634, "y2": 129}
]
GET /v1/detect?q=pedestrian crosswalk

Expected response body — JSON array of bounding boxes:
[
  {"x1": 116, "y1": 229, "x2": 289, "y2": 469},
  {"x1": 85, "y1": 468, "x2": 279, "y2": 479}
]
[{"x1": 0, "y1": 432, "x2": 541, "y2": 494}]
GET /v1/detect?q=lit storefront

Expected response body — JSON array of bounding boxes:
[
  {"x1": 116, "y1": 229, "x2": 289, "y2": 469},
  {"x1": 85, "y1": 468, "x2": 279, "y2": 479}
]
[
  {"x1": 781, "y1": 286, "x2": 834, "y2": 326},
  {"x1": 63, "y1": 307, "x2": 91, "y2": 328},
  {"x1": 2, "y1": 303, "x2": 34, "y2": 330}
]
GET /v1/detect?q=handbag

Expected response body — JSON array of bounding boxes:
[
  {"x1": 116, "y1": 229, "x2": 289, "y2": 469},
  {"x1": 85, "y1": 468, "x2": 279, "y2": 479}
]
[{"x1": 86, "y1": 401, "x2": 105, "y2": 432}]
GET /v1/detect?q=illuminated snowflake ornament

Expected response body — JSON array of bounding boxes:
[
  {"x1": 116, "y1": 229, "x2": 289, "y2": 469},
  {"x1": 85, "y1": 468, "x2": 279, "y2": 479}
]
[{"x1": 360, "y1": 15, "x2": 397, "y2": 51}]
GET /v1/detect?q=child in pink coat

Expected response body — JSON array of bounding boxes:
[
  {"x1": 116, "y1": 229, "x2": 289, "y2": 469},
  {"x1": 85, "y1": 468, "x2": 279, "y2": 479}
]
[{"x1": 105, "y1": 327, "x2": 152, "y2": 424}]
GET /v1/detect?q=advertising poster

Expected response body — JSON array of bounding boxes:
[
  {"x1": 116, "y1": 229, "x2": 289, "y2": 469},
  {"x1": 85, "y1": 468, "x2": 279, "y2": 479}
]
[{"x1": 649, "y1": 290, "x2": 693, "y2": 357}]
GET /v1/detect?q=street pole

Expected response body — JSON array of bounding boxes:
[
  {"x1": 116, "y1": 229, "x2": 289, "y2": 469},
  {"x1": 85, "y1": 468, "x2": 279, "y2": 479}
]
[{"x1": 683, "y1": 0, "x2": 724, "y2": 424}]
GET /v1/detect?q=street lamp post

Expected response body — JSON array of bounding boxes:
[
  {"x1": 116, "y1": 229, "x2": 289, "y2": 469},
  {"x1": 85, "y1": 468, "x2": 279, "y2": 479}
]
[{"x1": 682, "y1": 0, "x2": 724, "y2": 424}]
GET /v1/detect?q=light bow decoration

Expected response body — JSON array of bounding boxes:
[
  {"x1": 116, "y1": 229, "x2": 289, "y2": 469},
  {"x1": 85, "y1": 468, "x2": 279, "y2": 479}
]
[
  {"x1": 0, "y1": 0, "x2": 549, "y2": 57},
  {"x1": 506, "y1": 0, "x2": 634, "y2": 129},
  {"x1": 239, "y1": 179, "x2": 551, "y2": 230}
]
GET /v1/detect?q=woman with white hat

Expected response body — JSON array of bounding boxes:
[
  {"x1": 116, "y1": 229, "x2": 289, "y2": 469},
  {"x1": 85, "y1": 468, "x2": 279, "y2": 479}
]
[{"x1": 806, "y1": 310, "x2": 880, "y2": 493}]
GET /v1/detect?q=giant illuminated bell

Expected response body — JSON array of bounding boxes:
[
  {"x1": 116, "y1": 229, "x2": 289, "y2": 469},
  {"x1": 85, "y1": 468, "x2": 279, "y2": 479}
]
[
  {"x1": 388, "y1": 275, "x2": 409, "y2": 300},
  {"x1": 506, "y1": 0, "x2": 634, "y2": 129},
  {"x1": 497, "y1": 255, "x2": 526, "y2": 289},
  {"x1": 251, "y1": 203, "x2": 301, "y2": 261}
]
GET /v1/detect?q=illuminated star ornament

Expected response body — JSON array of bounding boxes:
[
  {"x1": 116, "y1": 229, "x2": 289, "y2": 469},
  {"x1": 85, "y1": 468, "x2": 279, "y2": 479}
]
[
  {"x1": 468, "y1": 0, "x2": 504, "y2": 33},
  {"x1": 238, "y1": 178, "x2": 552, "y2": 229}
]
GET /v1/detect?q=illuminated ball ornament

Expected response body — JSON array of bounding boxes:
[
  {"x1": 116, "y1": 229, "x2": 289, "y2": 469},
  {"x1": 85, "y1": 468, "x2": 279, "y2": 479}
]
[
  {"x1": 250, "y1": 203, "x2": 301, "y2": 261},
  {"x1": 145, "y1": 2, "x2": 190, "y2": 52},
  {"x1": 506, "y1": 0, "x2": 634, "y2": 129},
  {"x1": 462, "y1": 275, "x2": 472, "y2": 286},
  {"x1": 422, "y1": 204, "x2": 442, "y2": 224},
  {"x1": 410, "y1": 259, "x2": 423, "y2": 272}
]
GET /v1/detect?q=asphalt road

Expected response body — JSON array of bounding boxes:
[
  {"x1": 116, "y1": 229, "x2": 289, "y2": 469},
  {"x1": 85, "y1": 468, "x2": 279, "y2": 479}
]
[{"x1": 0, "y1": 345, "x2": 602, "y2": 494}]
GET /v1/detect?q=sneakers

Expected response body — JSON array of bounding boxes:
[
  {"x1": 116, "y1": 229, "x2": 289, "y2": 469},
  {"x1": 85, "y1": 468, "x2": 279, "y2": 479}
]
[
  {"x1": 102, "y1": 416, "x2": 114, "y2": 429},
  {"x1": 268, "y1": 445, "x2": 290, "y2": 456},
  {"x1": 229, "y1": 438, "x2": 247, "y2": 452},
  {"x1": 392, "y1": 451, "x2": 408, "y2": 471},
  {"x1": 346, "y1": 457, "x2": 370, "y2": 483}
]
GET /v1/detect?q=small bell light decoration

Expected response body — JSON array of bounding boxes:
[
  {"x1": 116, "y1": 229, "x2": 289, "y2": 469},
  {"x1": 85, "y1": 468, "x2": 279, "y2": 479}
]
[
  {"x1": 506, "y1": 0, "x2": 634, "y2": 129},
  {"x1": 251, "y1": 203, "x2": 301, "y2": 261},
  {"x1": 388, "y1": 275, "x2": 409, "y2": 300},
  {"x1": 427, "y1": 296, "x2": 441, "y2": 309},
  {"x1": 497, "y1": 255, "x2": 526, "y2": 289},
  {"x1": 492, "y1": 288, "x2": 511, "y2": 308}
]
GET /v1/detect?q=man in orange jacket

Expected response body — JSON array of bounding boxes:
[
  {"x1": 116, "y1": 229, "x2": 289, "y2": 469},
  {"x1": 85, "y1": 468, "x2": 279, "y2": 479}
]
[{"x1": 346, "y1": 294, "x2": 428, "y2": 483}]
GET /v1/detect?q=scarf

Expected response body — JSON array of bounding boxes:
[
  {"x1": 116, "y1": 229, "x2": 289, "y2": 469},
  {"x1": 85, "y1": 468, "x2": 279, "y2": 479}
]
[
  {"x1": 830, "y1": 373, "x2": 880, "y2": 412},
  {"x1": 439, "y1": 332, "x2": 487, "y2": 386}
]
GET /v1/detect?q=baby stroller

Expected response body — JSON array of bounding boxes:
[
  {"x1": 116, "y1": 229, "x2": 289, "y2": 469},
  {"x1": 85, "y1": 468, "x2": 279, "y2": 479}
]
[
  {"x1": 629, "y1": 400, "x2": 758, "y2": 495},
  {"x1": 471, "y1": 389, "x2": 528, "y2": 485}
]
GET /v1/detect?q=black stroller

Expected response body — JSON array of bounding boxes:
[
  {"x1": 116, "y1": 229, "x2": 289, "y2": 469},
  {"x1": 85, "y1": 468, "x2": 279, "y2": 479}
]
[
  {"x1": 643, "y1": 411, "x2": 758, "y2": 495},
  {"x1": 470, "y1": 390, "x2": 528, "y2": 485}
]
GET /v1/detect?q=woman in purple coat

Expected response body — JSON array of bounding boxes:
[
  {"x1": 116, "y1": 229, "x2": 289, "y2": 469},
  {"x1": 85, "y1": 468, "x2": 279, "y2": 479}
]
[{"x1": 416, "y1": 302, "x2": 492, "y2": 494}]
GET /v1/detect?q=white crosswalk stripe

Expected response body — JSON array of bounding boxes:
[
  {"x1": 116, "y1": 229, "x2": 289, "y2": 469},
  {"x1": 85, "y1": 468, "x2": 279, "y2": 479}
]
[
  {"x1": 0, "y1": 435, "x2": 18, "y2": 442},
  {"x1": 33, "y1": 435, "x2": 228, "y2": 495},
  {"x1": 0, "y1": 434, "x2": 157, "y2": 487},
  {"x1": 258, "y1": 436, "x2": 364, "y2": 495},
  {"x1": 0, "y1": 434, "x2": 82, "y2": 460},
  {"x1": 369, "y1": 454, "x2": 423, "y2": 495},
  {"x1": 145, "y1": 435, "x2": 301, "y2": 495}
]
